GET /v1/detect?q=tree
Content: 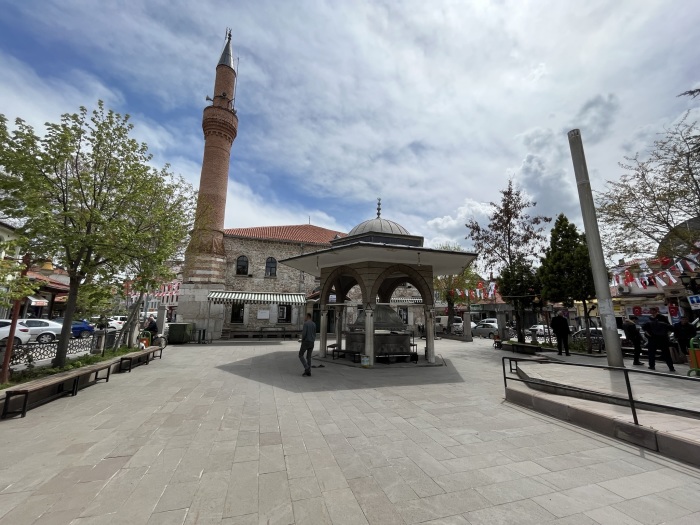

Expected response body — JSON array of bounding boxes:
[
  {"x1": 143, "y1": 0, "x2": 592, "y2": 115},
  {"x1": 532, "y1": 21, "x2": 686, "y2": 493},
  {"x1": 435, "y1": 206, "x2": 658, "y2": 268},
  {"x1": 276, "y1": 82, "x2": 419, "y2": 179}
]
[
  {"x1": 465, "y1": 179, "x2": 551, "y2": 341},
  {"x1": 432, "y1": 242, "x2": 479, "y2": 333},
  {"x1": 596, "y1": 115, "x2": 700, "y2": 262},
  {"x1": 0, "y1": 102, "x2": 195, "y2": 366},
  {"x1": 497, "y1": 257, "x2": 539, "y2": 340},
  {"x1": 539, "y1": 214, "x2": 597, "y2": 351}
]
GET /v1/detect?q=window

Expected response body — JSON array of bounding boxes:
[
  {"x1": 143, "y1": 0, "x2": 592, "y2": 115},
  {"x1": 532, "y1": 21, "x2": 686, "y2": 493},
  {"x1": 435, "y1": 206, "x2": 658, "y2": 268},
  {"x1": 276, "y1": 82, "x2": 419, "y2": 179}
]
[
  {"x1": 278, "y1": 304, "x2": 291, "y2": 323},
  {"x1": 265, "y1": 257, "x2": 277, "y2": 277},
  {"x1": 236, "y1": 256, "x2": 249, "y2": 275},
  {"x1": 231, "y1": 304, "x2": 244, "y2": 324}
]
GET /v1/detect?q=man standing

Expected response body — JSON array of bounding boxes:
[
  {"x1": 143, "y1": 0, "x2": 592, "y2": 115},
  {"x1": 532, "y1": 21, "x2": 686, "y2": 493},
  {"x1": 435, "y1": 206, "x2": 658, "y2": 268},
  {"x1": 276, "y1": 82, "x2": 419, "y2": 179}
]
[
  {"x1": 673, "y1": 316, "x2": 697, "y2": 356},
  {"x1": 550, "y1": 310, "x2": 571, "y2": 356},
  {"x1": 642, "y1": 307, "x2": 675, "y2": 372},
  {"x1": 622, "y1": 315, "x2": 644, "y2": 365},
  {"x1": 299, "y1": 313, "x2": 316, "y2": 377}
]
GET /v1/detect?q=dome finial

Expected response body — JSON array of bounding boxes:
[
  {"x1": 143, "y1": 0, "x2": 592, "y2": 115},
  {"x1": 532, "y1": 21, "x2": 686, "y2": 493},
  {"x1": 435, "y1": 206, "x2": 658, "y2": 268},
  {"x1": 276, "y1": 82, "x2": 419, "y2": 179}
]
[{"x1": 377, "y1": 197, "x2": 381, "y2": 218}]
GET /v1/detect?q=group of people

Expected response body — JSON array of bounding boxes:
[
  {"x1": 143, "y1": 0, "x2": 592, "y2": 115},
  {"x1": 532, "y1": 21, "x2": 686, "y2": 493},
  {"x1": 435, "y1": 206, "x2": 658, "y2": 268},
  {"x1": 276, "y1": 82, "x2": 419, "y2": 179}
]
[{"x1": 550, "y1": 308, "x2": 697, "y2": 372}]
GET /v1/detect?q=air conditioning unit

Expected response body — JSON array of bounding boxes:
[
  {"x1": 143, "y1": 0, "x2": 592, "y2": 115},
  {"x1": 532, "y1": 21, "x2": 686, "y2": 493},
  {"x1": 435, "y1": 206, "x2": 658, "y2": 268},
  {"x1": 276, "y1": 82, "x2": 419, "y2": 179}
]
[{"x1": 617, "y1": 285, "x2": 631, "y2": 295}]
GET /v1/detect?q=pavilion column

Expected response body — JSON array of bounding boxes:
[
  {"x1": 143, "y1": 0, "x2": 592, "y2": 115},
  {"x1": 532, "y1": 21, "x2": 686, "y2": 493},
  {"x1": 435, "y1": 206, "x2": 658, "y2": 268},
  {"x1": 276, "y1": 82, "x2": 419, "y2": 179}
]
[
  {"x1": 425, "y1": 306, "x2": 436, "y2": 363},
  {"x1": 364, "y1": 303, "x2": 374, "y2": 366},
  {"x1": 319, "y1": 306, "x2": 328, "y2": 357},
  {"x1": 336, "y1": 305, "x2": 344, "y2": 350}
]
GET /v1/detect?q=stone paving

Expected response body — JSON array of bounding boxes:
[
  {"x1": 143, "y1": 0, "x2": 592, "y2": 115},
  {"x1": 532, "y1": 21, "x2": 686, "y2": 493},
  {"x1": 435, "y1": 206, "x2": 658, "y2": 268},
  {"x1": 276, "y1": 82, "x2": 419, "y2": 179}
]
[{"x1": 0, "y1": 338, "x2": 699, "y2": 524}]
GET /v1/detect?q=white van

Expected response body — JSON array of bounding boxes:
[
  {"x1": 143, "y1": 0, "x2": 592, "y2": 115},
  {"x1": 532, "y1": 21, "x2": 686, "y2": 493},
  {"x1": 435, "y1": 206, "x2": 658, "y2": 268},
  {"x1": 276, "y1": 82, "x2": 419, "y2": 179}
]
[{"x1": 435, "y1": 316, "x2": 464, "y2": 334}]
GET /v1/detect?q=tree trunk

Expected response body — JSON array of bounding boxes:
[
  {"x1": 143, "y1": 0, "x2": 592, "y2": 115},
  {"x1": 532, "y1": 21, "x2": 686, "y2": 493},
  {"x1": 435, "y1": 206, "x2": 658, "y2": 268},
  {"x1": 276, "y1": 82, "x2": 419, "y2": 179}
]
[
  {"x1": 582, "y1": 298, "x2": 593, "y2": 354},
  {"x1": 447, "y1": 297, "x2": 455, "y2": 334},
  {"x1": 515, "y1": 305, "x2": 525, "y2": 343},
  {"x1": 112, "y1": 294, "x2": 144, "y2": 351},
  {"x1": 53, "y1": 274, "x2": 81, "y2": 367}
]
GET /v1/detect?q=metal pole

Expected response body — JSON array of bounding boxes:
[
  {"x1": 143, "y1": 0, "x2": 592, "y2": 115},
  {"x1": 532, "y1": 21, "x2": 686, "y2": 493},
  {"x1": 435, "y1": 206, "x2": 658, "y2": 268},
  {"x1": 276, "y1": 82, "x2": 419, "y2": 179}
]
[
  {"x1": 567, "y1": 129, "x2": 624, "y2": 367},
  {"x1": 622, "y1": 369, "x2": 639, "y2": 425}
]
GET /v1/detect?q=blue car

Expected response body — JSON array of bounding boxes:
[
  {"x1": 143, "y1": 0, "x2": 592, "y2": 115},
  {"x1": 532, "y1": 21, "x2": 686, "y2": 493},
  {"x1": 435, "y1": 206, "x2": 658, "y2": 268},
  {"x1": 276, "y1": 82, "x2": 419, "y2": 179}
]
[{"x1": 52, "y1": 318, "x2": 95, "y2": 338}]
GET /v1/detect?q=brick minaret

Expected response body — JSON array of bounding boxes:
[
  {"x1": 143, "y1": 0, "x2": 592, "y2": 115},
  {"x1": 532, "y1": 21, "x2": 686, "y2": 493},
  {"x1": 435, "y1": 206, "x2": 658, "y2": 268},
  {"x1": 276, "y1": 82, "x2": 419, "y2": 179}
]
[{"x1": 178, "y1": 30, "x2": 238, "y2": 335}]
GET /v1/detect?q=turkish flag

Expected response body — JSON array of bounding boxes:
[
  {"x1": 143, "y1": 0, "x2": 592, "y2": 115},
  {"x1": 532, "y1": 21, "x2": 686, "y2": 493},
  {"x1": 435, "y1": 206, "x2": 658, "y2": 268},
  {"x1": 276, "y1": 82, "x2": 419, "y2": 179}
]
[
  {"x1": 633, "y1": 306, "x2": 642, "y2": 316},
  {"x1": 669, "y1": 304, "x2": 679, "y2": 316}
]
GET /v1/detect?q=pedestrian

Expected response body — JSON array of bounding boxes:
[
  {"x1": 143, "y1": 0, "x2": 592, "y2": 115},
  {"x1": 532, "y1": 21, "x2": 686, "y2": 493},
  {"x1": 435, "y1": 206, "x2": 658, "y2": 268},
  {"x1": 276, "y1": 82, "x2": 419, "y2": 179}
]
[
  {"x1": 673, "y1": 316, "x2": 697, "y2": 355},
  {"x1": 299, "y1": 313, "x2": 316, "y2": 377},
  {"x1": 642, "y1": 307, "x2": 675, "y2": 372},
  {"x1": 550, "y1": 310, "x2": 571, "y2": 356},
  {"x1": 145, "y1": 315, "x2": 158, "y2": 341},
  {"x1": 622, "y1": 315, "x2": 644, "y2": 365}
]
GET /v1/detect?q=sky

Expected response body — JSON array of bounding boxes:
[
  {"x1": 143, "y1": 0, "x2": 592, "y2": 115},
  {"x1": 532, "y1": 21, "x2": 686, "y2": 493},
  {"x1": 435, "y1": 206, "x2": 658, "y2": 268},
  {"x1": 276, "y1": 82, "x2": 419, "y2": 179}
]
[{"x1": 1, "y1": 0, "x2": 699, "y2": 259}]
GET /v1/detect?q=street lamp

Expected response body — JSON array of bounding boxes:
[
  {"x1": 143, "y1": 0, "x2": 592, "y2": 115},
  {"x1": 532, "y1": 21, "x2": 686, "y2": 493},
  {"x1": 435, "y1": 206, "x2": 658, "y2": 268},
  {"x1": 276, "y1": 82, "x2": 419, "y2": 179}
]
[{"x1": 679, "y1": 272, "x2": 700, "y2": 294}]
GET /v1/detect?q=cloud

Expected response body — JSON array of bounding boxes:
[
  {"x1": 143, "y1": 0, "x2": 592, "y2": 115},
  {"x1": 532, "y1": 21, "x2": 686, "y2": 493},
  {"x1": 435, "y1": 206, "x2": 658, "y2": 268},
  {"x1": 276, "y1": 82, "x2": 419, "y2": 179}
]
[{"x1": 567, "y1": 93, "x2": 620, "y2": 144}]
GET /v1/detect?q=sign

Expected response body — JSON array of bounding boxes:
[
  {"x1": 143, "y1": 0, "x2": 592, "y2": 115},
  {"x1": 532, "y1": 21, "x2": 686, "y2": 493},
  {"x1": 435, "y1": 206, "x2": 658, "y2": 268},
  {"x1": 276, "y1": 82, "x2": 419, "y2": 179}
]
[
  {"x1": 257, "y1": 309, "x2": 270, "y2": 319},
  {"x1": 688, "y1": 295, "x2": 700, "y2": 311},
  {"x1": 470, "y1": 304, "x2": 483, "y2": 311}
]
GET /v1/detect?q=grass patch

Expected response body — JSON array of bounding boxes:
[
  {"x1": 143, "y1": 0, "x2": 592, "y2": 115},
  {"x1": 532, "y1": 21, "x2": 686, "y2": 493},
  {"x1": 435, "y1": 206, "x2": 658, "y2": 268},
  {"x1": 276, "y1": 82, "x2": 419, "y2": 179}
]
[{"x1": 0, "y1": 347, "x2": 135, "y2": 390}]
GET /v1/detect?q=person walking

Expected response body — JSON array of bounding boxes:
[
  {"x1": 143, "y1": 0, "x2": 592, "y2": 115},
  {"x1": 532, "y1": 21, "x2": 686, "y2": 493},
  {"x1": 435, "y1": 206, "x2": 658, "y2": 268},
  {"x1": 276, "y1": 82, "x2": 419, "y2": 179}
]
[
  {"x1": 550, "y1": 310, "x2": 571, "y2": 356},
  {"x1": 299, "y1": 313, "x2": 316, "y2": 377},
  {"x1": 642, "y1": 307, "x2": 675, "y2": 372},
  {"x1": 673, "y1": 316, "x2": 697, "y2": 356},
  {"x1": 622, "y1": 315, "x2": 644, "y2": 365}
]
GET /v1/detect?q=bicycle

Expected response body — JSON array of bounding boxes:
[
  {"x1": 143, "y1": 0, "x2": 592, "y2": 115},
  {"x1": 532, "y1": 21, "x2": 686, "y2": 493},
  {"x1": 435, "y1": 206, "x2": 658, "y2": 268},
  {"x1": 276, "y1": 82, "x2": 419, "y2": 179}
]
[{"x1": 151, "y1": 333, "x2": 168, "y2": 350}]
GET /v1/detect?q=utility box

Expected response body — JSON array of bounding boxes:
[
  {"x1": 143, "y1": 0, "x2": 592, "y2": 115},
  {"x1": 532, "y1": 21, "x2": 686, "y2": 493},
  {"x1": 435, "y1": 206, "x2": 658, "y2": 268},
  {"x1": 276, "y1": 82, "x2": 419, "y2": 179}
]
[{"x1": 168, "y1": 323, "x2": 195, "y2": 344}]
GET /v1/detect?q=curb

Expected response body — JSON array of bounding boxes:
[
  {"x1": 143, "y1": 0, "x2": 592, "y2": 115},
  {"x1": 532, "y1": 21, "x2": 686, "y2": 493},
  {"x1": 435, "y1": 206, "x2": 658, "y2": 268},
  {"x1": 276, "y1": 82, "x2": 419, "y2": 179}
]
[{"x1": 505, "y1": 386, "x2": 700, "y2": 468}]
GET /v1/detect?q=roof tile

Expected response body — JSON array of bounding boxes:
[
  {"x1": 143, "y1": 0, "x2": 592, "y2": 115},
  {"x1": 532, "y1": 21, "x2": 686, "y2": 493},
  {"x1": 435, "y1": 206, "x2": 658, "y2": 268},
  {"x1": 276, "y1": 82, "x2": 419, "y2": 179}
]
[{"x1": 224, "y1": 224, "x2": 346, "y2": 246}]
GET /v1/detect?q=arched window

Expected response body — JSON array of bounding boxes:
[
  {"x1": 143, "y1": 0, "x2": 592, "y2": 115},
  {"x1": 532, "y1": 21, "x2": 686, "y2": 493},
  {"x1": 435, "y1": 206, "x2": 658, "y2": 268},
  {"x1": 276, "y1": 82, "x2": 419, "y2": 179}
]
[
  {"x1": 236, "y1": 255, "x2": 249, "y2": 275},
  {"x1": 265, "y1": 257, "x2": 277, "y2": 277}
]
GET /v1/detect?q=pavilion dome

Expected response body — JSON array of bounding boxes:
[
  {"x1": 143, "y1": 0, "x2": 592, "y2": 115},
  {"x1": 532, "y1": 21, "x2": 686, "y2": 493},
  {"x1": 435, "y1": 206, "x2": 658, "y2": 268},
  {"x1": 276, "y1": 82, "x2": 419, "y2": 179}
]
[{"x1": 348, "y1": 218, "x2": 410, "y2": 237}]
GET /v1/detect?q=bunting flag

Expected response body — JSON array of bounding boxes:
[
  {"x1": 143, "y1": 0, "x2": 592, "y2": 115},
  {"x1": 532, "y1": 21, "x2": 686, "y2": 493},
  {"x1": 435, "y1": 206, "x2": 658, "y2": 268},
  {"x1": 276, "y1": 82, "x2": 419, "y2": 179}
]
[
  {"x1": 666, "y1": 270, "x2": 677, "y2": 284},
  {"x1": 469, "y1": 290, "x2": 475, "y2": 299},
  {"x1": 634, "y1": 278, "x2": 643, "y2": 289},
  {"x1": 656, "y1": 274, "x2": 667, "y2": 287},
  {"x1": 676, "y1": 260, "x2": 685, "y2": 272},
  {"x1": 488, "y1": 281, "x2": 496, "y2": 298},
  {"x1": 624, "y1": 269, "x2": 633, "y2": 285}
]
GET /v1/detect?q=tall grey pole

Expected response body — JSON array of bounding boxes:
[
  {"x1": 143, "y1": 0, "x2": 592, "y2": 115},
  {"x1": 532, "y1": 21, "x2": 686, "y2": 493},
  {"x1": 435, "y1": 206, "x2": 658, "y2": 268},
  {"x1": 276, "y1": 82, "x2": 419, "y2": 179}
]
[{"x1": 568, "y1": 129, "x2": 624, "y2": 367}]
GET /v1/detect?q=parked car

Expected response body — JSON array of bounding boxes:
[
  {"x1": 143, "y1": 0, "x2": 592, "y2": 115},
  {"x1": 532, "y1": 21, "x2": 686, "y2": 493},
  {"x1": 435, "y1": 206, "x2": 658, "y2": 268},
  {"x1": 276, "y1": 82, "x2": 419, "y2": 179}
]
[
  {"x1": 528, "y1": 324, "x2": 553, "y2": 337},
  {"x1": 0, "y1": 320, "x2": 32, "y2": 347},
  {"x1": 52, "y1": 318, "x2": 95, "y2": 338},
  {"x1": 88, "y1": 317, "x2": 121, "y2": 332},
  {"x1": 18, "y1": 318, "x2": 64, "y2": 343},
  {"x1": 472, "y1": 321, "x2": 499, "y2": 338},
  {"x1": 572, "y1": 328, "x2": 627, "y2": 349}
]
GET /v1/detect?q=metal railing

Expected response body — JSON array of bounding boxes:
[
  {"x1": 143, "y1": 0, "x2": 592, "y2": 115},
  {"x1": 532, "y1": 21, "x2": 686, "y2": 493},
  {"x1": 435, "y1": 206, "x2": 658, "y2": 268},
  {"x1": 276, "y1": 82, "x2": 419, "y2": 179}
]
[
  {"x1": 6, "y1": 337, "x2": 98, "y2": 366},
  {"x1": 502, "y1": 356, "x2": 700, "y2": 425}
]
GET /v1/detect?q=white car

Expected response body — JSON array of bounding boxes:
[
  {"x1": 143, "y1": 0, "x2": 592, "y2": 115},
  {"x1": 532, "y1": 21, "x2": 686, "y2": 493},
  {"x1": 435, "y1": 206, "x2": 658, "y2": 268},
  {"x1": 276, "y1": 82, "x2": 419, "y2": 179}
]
[
  {"x1": 0, "y1": 320, "x2": 32, "y2": 347},
  {"x1": 529, "y1": 324, "x2": 553, "y2": 337},
  {"x1": 473, "y1": 321, "x2": 499, "y2": 338},
  {"x1": 18, "y1": 318, "x2": 65, "y2": 343}
]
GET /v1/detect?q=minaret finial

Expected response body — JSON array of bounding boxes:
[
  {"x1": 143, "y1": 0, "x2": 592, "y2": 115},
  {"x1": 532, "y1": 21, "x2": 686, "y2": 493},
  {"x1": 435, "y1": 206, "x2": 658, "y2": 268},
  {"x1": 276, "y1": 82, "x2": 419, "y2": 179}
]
[
  {"x1": 226, "y1": 27, "x2": 232, "y2": 42},
  {"x1": 377, "y1": 198, "x2": 381, "y2": 218}
]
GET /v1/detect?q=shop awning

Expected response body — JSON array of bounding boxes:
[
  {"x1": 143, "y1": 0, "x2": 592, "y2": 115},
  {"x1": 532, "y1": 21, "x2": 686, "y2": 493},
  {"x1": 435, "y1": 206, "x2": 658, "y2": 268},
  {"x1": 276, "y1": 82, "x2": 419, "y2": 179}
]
[
  {"x1": 28, "y1": 295, "x2": 49, "y2": 307},
  {"x1": 207, "y1": 291, "x2": 308, "y2": 305}
]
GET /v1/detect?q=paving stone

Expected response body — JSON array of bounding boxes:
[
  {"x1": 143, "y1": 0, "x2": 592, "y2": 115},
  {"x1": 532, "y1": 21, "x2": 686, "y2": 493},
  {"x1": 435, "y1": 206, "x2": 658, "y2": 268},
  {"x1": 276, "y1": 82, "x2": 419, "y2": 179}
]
[{"x1": 466, "y1": 498, "x2": 556, "y2": 525}]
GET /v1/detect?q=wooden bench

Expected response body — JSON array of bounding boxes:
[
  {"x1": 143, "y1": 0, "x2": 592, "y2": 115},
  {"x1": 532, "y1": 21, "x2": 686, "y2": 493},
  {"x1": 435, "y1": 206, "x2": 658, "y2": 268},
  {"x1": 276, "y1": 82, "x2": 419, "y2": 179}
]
[
  {"x1": 328, "y1": 343, "x2": 345, "y2": 360},
  {"x1": 344, "y1": 350, "x2": 362, "y2": 363},
  {"x1": 1, "y1": 360, "x2": 115, "y2": 419},
  {"x1": 376, "y1": 352, "x2": 418, "y2": 364},
  {"x1": 119, "y1": 346, "x2": 163, "y2": 373}
]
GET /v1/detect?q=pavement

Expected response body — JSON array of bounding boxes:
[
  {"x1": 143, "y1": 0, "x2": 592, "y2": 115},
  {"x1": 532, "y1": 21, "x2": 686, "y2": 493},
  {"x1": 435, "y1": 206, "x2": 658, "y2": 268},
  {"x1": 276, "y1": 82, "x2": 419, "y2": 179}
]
[{"x1": 0, "y1": 337, "x2": 699, "y2": 524}]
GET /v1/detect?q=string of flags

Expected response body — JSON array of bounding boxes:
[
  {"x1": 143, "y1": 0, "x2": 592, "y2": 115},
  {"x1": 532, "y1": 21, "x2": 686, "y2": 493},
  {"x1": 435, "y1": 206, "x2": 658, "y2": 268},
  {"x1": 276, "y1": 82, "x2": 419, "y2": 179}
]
[
  {"x1": 609, "y1": 254, "x2": 698, "y2": 290},
  {"x1": 128, "y1": 281, "x2": 180, "y2": 301},
  {"x1": 450, "y1": 281, "x2": 497, "y2": 299}
]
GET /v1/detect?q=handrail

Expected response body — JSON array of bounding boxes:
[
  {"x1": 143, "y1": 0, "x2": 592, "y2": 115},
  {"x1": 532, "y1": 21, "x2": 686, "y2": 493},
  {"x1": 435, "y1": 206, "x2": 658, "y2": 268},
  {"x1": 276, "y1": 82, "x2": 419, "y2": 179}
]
[{"x1": 502, "y1": 356, "x2": 700, "y2": 426}]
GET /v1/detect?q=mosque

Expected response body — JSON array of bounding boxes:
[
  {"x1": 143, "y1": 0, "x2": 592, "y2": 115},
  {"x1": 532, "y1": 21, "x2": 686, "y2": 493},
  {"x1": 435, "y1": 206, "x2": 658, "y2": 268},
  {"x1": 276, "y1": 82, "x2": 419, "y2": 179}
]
[{"x1": 177, "y1": 32, "x2": 476, "y2": 365}]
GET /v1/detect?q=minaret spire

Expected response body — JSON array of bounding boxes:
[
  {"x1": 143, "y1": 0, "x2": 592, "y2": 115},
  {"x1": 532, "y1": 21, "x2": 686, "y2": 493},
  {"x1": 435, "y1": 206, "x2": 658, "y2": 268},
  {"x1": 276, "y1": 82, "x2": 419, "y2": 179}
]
[
  {"x1": 179, "y1": 30, "x2": 239, "y2": 336},
  {"x1": 377, "y1": 198, "x2": 382, "y2": 218}
]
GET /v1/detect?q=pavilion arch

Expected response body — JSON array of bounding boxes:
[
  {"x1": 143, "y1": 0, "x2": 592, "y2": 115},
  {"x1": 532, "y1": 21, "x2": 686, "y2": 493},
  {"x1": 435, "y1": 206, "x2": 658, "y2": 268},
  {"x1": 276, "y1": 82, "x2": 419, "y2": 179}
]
[
  {"x1": 371, "y1": 264, "x2": 433, "y2": 306},
  {"x1": 320, "y1": 265, "x2": 368, "y2": 305}
]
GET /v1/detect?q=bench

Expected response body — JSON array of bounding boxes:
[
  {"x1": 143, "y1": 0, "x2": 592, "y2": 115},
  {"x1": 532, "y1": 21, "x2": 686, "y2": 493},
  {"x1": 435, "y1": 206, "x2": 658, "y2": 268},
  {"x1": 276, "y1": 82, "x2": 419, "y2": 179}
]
[
  {"x1": 1, "y1": 360, "x2": 115, "y2": 419},
  {"x1": 119, "y1": 346, "x2": 163, "y2": 373},
  {"x1": 376, "y1": 352, "x2": 418, "y2": 364},
  {"x1": 511, "y1": 343, "x2": 540, "y2": 355}
]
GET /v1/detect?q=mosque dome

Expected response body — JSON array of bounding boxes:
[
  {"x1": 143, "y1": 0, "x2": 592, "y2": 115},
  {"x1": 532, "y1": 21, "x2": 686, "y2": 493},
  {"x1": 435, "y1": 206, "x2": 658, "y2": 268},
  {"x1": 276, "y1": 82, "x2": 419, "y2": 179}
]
[{"x1": 348, "y1": 218, "x2": 411, "y2": 237}]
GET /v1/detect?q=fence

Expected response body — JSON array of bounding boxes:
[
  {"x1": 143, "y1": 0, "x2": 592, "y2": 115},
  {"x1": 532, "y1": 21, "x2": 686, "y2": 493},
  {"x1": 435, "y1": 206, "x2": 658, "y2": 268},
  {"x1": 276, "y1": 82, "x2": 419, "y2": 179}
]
[{"x1": 7, "y1": 337, "x2": 97, "y2": 367}]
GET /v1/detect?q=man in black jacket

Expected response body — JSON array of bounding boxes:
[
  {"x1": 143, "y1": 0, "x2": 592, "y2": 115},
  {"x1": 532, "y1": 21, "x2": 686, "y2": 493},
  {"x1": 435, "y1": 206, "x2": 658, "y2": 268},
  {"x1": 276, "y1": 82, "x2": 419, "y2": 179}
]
[
  {"x1": 550, "y1": 311, "x2": 571, "y2": 356},
  {"x1": 642, "y1": 307, "x2": 675, "y2": 372},
  {"x1": 673, "y1": 316, "x2": 697, "y2": 355},
  {"x1": 622, "y1": 316, "x2": 644, "y2": 366}
]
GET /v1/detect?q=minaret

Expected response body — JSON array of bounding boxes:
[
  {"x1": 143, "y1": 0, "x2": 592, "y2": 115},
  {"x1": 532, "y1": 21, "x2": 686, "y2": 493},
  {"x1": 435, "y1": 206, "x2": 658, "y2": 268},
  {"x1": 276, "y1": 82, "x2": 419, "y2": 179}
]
[{"x1": 178, "y1": 30, "x2": 238, "y2": 335}]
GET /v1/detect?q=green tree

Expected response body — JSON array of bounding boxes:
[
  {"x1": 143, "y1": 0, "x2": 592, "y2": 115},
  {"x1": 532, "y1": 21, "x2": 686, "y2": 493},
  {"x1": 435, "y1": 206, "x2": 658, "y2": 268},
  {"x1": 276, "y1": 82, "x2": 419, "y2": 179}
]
[
  {"x1": 0, "y1": 102, "x2": 195, "y2": 366},
  {"x1": 597, "y1": 115, "x2": 699, "y2": 262},
  {"x1": 539, "y1": 214, "x2": 597, "y2": 351},
  {"x1": 465, "y1": 179, "x2": 551, "y2": 342},
  {"x1": 432, "y1": 242, "x2": 479, "y2": 333},
  {"x1": 497, "y1": 257, "x2": 539, "y2": 341}
]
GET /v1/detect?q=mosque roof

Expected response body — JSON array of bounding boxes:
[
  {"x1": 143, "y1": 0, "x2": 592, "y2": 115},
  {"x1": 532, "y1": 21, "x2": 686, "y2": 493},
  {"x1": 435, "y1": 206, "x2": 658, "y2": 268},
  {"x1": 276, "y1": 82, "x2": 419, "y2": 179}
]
[{"x1": 224, "y1": 224, "x2": 346, "y2": 246}]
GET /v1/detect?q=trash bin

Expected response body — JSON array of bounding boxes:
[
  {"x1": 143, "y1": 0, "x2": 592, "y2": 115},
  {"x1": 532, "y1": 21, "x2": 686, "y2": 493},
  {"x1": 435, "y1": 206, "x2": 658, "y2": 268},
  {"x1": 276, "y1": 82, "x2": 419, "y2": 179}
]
[
  {"x1": 689, "y1": 337, "x2": 700, "y2": 376},
  {"x1": 168, "y1": 323, "x2": 195, "y2": 344},
  {"x1": 138, "y1": 330, "x2": 151, "y2": 347}
]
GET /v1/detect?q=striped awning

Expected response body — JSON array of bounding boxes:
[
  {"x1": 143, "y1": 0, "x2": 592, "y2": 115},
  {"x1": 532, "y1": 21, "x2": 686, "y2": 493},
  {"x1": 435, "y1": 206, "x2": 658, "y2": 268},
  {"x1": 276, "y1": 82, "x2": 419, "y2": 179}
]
[
  {"x1": 387, "y1": 297, "x2": 424, "y2": 304},
  {"x1": 207, "y1": 291, "x2": 308, "y2": 305}
]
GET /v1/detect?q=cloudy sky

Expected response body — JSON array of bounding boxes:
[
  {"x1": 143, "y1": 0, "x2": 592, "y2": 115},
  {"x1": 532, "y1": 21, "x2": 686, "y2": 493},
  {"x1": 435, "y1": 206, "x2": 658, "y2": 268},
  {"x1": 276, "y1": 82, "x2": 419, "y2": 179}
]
[{"x1": 1, "y1": 0, "x2": 698, "y2": 256}]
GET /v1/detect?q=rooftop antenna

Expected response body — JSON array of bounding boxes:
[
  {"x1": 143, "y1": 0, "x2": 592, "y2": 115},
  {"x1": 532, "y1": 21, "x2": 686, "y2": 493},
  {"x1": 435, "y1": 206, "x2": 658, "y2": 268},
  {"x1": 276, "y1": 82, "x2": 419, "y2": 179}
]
[{"x1": 377, "y1": 197, "x2": 381, "y2": 218}]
